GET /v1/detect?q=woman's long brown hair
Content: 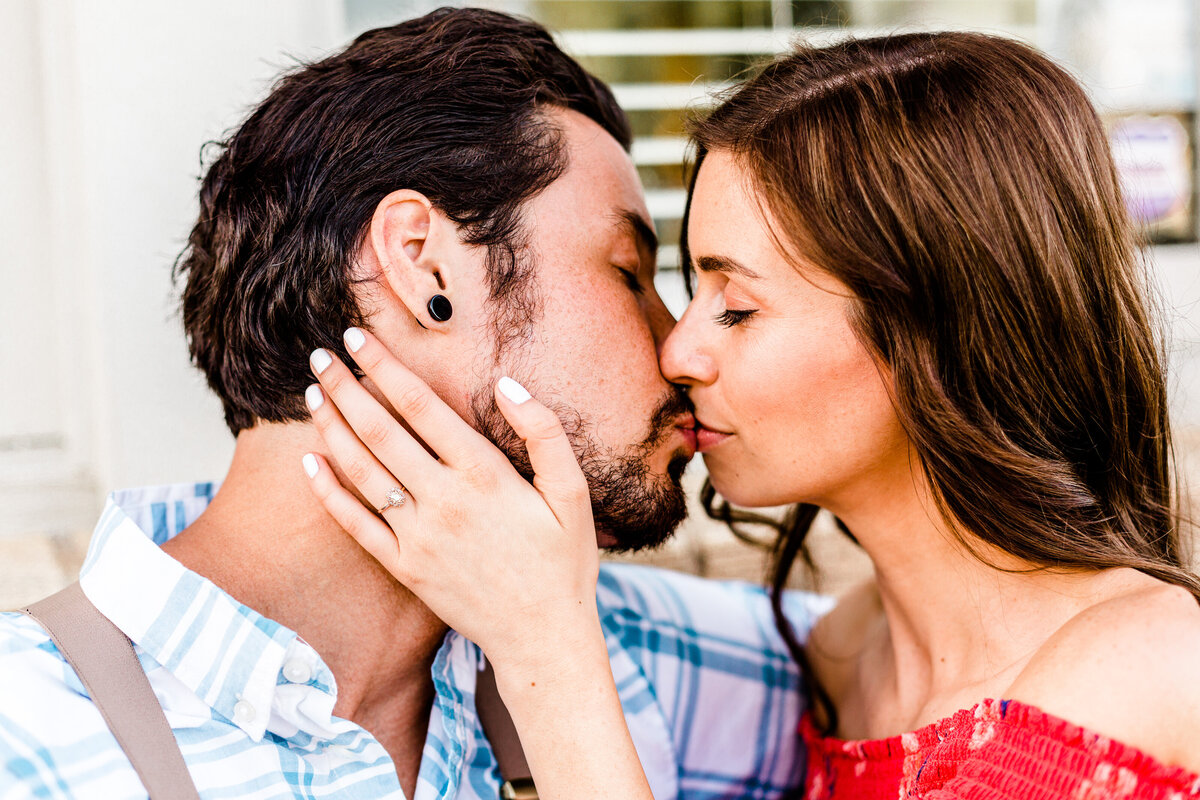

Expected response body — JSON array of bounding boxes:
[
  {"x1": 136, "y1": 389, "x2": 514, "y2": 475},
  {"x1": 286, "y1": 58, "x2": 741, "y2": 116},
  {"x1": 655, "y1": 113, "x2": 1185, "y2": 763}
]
[{"x1": 681, "y1": 32, "x2": 1200, "y2": 738}]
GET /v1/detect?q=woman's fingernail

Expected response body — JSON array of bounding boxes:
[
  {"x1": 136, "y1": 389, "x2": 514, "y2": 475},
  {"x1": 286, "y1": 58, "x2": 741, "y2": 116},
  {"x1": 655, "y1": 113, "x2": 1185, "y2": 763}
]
[
  {"x1": 344, "y1": 327, "x2": 366, "y2": 353},
  {"x1": 302, "y1": 453, "x2": 319, "y2": 478},
  {"x1": 305, "y1": 384, "x2": 324, "y2": 411},
  {"x1": 498, "y1": 376, "x2": 531, "y2": 405},
  {"x1": 310, "y1": 348, "x2": 333, "y2": 374}
]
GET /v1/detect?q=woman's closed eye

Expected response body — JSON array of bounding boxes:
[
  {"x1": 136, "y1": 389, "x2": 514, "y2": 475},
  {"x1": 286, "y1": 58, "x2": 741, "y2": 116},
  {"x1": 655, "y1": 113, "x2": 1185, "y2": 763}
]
[{"x1": 715, "y1": 308, "x2": 756, "y2": 327}]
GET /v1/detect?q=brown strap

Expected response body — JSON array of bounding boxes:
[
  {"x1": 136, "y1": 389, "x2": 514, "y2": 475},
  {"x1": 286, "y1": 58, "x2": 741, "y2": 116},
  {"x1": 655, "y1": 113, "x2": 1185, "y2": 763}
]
[
  {"x1": 21, "y1": 583, "x2": 201, "y2": 800},
  {"x1": 476, "y1": 657, "x2": 538, "y2": 799}
]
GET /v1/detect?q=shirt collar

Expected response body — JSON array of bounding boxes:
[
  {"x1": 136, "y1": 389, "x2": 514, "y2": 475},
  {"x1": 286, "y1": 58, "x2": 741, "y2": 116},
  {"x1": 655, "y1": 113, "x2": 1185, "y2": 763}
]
[
  {"x1": 78, "y1": 482, "x2": 340, "y2": 742},
  {"x1": 73, "y1": 482, "x2": 679, "y2": 800}
]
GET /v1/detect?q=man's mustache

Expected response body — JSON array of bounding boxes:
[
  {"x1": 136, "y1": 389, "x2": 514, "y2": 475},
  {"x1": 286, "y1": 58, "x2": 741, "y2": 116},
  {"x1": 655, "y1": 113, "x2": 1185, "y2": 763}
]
[{"x1": 641, "y1": 388, "x2": 694, "y2": 453}]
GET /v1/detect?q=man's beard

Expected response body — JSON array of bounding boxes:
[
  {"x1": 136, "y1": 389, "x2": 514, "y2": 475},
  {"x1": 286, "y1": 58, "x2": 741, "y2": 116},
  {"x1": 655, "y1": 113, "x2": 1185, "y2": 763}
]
[{"x1": 470, "y1": 387, "x2": 691, "y2": 553}]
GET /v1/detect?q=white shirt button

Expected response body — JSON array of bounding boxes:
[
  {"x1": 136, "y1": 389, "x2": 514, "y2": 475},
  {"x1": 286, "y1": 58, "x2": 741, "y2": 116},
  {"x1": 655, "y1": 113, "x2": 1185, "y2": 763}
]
[
  {"x1": 232, "y1": 700, "x2": 256, "y2": 725},
  {"x1": 282, "y1": 659, "x2": 313, "y2": 685}
]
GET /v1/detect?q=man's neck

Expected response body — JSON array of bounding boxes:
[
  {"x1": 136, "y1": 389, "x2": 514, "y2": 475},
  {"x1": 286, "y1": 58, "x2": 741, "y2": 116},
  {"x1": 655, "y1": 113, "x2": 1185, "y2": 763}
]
[{"x1": 161, "y1": 422, "x2": 446, "y2": 794}]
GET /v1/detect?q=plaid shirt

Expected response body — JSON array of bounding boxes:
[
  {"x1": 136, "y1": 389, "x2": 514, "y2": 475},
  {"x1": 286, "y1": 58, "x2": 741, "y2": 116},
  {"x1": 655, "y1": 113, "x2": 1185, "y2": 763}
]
[{"x1": 0, "y1": 482, "x2": 829, "y2": 799}]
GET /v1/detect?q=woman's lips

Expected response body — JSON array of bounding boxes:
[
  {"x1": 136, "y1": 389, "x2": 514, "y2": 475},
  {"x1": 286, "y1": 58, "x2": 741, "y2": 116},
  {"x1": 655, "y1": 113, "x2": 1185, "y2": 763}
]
[{"x1": 695, "y1": 422, "x2": 732, "y2": 453}]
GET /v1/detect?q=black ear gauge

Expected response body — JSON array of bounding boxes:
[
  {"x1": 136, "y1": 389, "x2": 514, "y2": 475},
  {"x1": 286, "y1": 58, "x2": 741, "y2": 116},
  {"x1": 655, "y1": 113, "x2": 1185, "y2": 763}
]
[{"x1": 427, "y1": 294, "x2": 453, "y2": 322}]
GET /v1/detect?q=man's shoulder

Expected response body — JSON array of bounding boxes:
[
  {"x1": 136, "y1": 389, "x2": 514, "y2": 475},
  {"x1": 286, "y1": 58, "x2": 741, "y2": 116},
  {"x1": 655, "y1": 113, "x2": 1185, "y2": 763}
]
[
  {"x1": 596, "y1": 562, "x2": 832, "y2": 655},
  {"x1": 0, "y1": 612, "x2": 137, "y2": 797},
  {"x1": 0, "y1": 611, "x2": 91, "y2": 721},
  {"x1": 0, "y1": 611, "x2": 71, "y2": 678}
]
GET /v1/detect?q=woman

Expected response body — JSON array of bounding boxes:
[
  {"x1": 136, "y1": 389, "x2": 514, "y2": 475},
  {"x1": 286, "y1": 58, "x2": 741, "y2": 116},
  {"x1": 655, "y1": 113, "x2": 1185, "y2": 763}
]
[{"x1": 302, "y1": 32, "x2": 1200, "y2": 799}]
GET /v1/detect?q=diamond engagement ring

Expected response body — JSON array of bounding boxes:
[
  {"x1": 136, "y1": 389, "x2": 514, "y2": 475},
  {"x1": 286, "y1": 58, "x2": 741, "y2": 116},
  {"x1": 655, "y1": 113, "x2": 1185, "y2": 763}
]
[{"x1": 377, "y1": 486, "x2": 408, "y2": 513}]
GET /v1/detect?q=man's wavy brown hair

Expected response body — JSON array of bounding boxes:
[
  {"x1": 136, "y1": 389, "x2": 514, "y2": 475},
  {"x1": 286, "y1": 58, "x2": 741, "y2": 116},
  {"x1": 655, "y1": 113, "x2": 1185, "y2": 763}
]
[
  {"x1": 176, "y1": 8, "x2": 629, "y2": 434},
  {"x1": 682, "y1": 32, "x2": 1199, "y2": 739}
]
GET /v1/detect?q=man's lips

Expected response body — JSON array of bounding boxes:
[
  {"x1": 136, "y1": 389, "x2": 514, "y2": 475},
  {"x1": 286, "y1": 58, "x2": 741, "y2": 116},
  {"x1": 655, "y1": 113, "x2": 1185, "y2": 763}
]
[
  {"x1": 694, "y1": 417, "x2": 733, "y2": 453},
  {"x1": 673, "y1": 414, "x2": 698, "y2": 456}
]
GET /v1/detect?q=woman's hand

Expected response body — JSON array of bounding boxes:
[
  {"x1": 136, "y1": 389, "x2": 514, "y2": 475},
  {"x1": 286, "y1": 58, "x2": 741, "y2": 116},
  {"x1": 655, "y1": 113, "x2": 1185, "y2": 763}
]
[
  {"x1": 300, "y1": 326, "x2": 600, "y2": 666},
  {"x1": 300, "y1": 327, "x2": 655, "y2": 800}
]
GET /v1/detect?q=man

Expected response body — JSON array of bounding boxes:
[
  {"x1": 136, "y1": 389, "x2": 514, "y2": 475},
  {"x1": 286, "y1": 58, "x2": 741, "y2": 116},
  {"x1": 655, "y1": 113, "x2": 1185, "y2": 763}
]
[{"x1": 0, "y1": 9, "x2": 822, "y2": 799}]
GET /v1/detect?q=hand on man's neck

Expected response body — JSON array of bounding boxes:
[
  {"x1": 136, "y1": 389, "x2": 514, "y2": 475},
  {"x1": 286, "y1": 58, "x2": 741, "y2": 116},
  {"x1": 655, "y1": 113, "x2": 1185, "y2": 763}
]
[{"x1": 162, "y1": 422, "x2": 445, "y2": 794}]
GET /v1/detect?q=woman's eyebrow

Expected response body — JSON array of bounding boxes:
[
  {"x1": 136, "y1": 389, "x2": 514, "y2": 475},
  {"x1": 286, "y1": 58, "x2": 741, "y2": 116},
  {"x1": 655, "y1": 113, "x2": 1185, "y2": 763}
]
[{"x1": 695, "y1": 255, "x2": 761, "y2": 279}]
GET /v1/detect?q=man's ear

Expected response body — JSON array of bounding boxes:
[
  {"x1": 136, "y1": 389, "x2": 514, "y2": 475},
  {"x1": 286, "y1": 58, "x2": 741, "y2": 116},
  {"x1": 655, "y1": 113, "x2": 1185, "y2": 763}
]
[{"x1": 367, "y1": 189, "x2": 456, "y2": 327}]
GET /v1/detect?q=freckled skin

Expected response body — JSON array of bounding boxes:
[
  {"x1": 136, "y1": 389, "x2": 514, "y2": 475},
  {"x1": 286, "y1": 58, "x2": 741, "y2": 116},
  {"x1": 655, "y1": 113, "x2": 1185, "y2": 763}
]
[
  {"x1": 502, "y1": 114, "x2": 677, "y2": 472},
  {"x1": 660, "y1": 151, "x2": 907, "y2": 513},
  {"x1": 398, "y1": 109, "x2": 684, "y2": 488}
]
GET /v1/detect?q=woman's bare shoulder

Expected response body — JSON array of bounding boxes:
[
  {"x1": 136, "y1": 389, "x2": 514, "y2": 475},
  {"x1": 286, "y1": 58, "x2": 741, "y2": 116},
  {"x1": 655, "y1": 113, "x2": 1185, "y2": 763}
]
[{"x1": 1007, "y1": 576, "x2": 1200, "y2": 772}]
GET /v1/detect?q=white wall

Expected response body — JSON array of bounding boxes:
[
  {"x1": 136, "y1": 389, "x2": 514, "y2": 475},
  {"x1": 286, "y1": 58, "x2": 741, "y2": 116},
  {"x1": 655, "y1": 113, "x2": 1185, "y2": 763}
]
[
  {"x1": 0, "y1": 0, "x2": 344, "y2": 534},
  {"x1": 0, "y1": 1, "x2": 59, "y2": 447}
]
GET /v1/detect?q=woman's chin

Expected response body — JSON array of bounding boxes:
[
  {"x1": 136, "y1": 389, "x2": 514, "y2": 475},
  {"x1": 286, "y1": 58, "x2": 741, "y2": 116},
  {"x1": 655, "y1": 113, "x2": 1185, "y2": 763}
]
[{"x1": 703, "y1": 460, "x2": 788, "y2": 509}]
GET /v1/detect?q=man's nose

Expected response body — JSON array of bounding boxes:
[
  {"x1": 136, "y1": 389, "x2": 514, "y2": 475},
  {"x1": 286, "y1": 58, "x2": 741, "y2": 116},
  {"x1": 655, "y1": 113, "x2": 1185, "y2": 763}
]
[{"x1": 646, "y1": 290, "x2": 677, "y2": 356}]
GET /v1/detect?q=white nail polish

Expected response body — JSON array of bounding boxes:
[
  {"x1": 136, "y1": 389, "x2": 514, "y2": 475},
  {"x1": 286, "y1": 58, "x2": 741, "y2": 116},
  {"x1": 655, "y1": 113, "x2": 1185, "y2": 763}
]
[
  {"x1": 310, "y1": 348, "x2": 333, "y2": 374},
  {"x1": 344, "y1": 327, "x2": 365, "y2": 353},
  {"x1": 302, "y1": 453, "x2": 319, "y2": 478},
  {"x1": 305, "y1": 384, "x2": 324, "y2": 411},
  {"x1": 498, "y1": 376, "x2": 532, "y2": 405}
]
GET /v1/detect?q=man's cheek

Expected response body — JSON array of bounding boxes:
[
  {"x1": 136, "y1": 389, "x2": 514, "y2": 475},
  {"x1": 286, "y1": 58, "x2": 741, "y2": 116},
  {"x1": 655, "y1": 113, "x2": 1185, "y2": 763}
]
[{"x1": 586, "y1": 315, "x2": 659, "y2": 368}]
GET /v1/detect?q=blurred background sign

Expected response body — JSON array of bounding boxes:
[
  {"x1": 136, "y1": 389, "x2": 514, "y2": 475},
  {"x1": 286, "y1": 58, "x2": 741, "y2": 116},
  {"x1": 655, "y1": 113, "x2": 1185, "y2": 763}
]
[
  {"x1": 1111, "y1": 114, "x2": 1193, "y2": 241},
  {"x1": 1043, "y1": 0, "x2": 1197, "y2": 240}
]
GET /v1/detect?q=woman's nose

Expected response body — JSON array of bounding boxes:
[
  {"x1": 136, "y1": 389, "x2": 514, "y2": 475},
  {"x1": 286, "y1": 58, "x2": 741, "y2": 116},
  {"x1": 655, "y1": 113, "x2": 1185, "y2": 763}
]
[{"x1": 659, "y1": 301, "x2": 716, "y2": 388}]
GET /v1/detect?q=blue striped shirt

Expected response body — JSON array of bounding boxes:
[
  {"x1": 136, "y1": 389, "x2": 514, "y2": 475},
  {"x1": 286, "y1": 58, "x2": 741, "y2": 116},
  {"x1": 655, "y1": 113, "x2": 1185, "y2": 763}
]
[{"x1": 0, "y1": 482, "x2": 829, "y2": 799}]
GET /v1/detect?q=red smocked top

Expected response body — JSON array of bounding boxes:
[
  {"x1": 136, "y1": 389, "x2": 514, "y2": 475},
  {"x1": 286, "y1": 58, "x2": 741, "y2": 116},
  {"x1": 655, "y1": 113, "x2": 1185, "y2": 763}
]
[{"x1": 800, "y1": 698, "x2": 1200, "y2": 799}]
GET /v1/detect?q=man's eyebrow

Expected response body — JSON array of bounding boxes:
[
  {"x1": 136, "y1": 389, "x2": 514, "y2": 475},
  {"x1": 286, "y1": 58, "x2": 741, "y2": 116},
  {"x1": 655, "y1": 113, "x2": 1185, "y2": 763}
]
[
  {"x1": 694, "y1": 255, "x2": 761, "y2": 279},
  {"x1": 617, "y1": 210, "x2": 659, "y2": 262}
]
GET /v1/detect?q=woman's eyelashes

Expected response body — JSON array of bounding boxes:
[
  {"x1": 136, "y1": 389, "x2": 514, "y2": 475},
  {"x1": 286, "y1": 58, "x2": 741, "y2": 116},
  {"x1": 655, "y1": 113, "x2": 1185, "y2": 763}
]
[
  {"x1": 700, "y1": 271, "x2": 758, "y2": 327},
  {"x1": 715, "y1": 308, "x2": 756, "y2": 327}
]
